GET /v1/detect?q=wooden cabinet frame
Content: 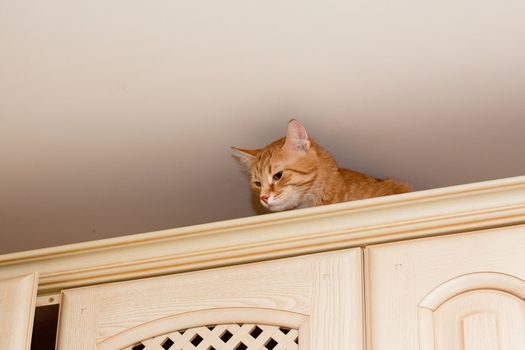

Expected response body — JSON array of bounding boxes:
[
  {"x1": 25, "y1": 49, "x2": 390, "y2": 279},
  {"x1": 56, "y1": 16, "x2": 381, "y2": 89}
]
[
  {"x1": 0, "y1": 273, "x2": 39, "y2": 350},
  {"x1": 2, "y1": 176, "x2": 525, "y2": 296},
  {"x1": 56, "y1": 249, "x2": 363, "y2": 349},
  {"x1": 1, "y1": 176, "x2": 525, "y2": 349},
  {"x1": 366, "y1": 225, "x2": 525, "y2": 350}
]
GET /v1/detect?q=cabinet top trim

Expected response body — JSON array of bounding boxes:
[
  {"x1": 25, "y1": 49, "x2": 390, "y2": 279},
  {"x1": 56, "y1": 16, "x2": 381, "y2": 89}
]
[{"x1": 2, "y1": 175, "x2": 525, "y2": 294}]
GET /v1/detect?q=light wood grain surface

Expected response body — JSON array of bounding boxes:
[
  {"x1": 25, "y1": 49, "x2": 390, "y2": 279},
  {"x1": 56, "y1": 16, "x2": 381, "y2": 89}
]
[
  {"x1": 0, "y1": 273, "x2": 39, "y2": 350},
  {"x1": 1, "y1": 176, "x2": 525, "y2": 295},
  {"x1": 366, "y1": 224, "x2": 525, "y2": 350},
  {"x1": 57, "y1": 249, "x2": 363, "y2": 350}
]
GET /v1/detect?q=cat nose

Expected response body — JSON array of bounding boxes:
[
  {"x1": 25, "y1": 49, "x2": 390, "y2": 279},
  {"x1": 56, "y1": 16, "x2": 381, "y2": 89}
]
[{"x1": 260, "y1": 194, "x2": 269, "y2": 203}]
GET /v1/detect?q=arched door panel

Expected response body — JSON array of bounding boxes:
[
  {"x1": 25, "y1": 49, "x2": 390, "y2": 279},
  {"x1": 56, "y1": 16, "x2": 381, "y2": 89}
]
[{"x1": 57, "y1": 249, "x2": 363, "y2": 350}]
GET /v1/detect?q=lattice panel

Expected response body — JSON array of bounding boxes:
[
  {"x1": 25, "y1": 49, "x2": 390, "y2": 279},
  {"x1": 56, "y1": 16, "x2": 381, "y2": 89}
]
[{"x1": 125, "y1": 323, "x2": 299, "y2": 350}]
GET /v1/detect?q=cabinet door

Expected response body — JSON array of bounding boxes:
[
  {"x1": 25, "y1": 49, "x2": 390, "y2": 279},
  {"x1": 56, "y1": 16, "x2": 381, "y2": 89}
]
[
  {"x1": 0, "y1": 273, "x2": 39, "y2": 350},
  {"x1": 366, "y1": 225, "x2": 525, "y2": 350},
  {"x1": 57, "y1": 249, "x2": 363, "y2": 350}
]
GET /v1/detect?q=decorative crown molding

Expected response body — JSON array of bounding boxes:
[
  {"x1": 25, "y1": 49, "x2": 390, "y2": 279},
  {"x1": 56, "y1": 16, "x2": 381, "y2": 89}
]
[{"x1": 1, "y1": 176, "x2": 525, "y2": 294}]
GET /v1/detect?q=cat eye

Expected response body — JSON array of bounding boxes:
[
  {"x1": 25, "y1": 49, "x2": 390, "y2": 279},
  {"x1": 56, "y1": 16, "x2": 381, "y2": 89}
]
[
  {"x1": 254, "y1": 181, "x2": 261, "y2": 187},
  {"x1": 273, "y1": 171, "x2": 283, "y2": 181}
]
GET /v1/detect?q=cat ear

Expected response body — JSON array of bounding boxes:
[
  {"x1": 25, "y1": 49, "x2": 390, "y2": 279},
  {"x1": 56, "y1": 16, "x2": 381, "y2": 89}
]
[
  {"x1": 231, "y1": 146, "x2": 259, "y2": 167},
  {"x1": 283, "y1": 119, "x2": 310, "y2": 153}
]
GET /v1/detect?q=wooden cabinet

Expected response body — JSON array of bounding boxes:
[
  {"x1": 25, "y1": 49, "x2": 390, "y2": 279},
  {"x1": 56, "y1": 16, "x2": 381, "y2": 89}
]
[
  {"x1": 1, "y1": 176, "x2": 525, "y2": 350},
  {"x1": 366, "y1": 225, "x2": 525, "y2": 350},
  {"x1": 0, "y1": 273, "x2": 39, "y2": 350},
  {"x1": 57, "y1": 249, "x2": 363, "y2": 350}
]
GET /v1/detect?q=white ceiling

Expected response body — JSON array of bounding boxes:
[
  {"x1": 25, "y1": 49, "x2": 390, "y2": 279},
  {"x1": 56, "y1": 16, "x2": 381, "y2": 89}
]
[{"x1": 2, "y1": 0, "x2": 525, "y2": 254}]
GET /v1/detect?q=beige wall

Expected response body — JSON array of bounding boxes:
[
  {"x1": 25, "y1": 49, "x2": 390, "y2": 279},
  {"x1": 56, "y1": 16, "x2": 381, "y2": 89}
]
[{"x1": 1, "y1": 0, "x2": 525, "y2": 254}]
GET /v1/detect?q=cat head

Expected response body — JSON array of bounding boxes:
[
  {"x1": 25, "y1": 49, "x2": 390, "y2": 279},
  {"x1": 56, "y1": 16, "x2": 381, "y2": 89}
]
[{"x1": 232, "y1": 120, "x2": 325, "y2": 212}]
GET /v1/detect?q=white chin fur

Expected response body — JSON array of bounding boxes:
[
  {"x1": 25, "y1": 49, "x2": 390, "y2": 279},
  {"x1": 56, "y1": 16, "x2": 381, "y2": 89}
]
[{"x1": 266, "y1": 203, "x2": 292, "y2": 212}]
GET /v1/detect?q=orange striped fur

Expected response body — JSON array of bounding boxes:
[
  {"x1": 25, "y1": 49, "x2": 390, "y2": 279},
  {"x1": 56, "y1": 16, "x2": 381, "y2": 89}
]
[{"x1": 232, "y1": 120, "x2": 410, "y2": 212}]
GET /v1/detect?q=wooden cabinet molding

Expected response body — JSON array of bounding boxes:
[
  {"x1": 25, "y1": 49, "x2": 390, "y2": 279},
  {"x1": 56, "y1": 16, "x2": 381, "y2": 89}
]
[
  {"x1": 418, "y1": 271, "x2": 525, "y2": 310},
  {"x1": 1, "y1": 175, "x2": 525, "y2": 295}
]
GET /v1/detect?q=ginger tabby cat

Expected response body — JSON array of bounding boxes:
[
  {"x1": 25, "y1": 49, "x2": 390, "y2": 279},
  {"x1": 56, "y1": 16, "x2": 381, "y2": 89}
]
[{"x1": 232, "y1": 120, "x2": 410, "y2": 212}]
